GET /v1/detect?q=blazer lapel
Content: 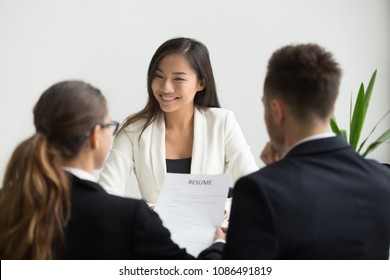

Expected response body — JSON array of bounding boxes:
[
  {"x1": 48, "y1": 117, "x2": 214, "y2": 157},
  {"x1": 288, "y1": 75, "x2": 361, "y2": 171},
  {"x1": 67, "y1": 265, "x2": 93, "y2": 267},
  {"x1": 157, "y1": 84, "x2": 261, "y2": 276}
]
[
  {"x1": 191, "y1": 107, "x2": 207, "y2": 173},
  {"x1": 150, "y1": 113, "x2": 166, "y2": 192}
]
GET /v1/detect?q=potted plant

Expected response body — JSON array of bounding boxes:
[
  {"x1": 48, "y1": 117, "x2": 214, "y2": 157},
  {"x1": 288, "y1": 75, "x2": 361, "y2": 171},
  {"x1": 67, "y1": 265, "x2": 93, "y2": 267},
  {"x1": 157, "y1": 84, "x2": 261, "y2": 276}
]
[{"x1": 330, "y1": 70, "x2": 390, "y2": 159}]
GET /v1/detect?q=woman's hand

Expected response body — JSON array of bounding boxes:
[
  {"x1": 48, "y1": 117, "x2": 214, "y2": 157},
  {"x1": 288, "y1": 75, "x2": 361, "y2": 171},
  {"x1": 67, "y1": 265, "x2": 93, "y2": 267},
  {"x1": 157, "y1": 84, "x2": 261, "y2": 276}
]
[{"x1": 214, "y1": 227, "x2": 227, "y2": 242}]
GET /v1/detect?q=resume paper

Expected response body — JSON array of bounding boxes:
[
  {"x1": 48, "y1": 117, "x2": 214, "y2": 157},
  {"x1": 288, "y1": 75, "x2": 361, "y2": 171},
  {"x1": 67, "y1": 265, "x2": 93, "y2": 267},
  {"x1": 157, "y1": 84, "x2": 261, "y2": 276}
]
[{"x1": 155, "y1": 173, "x2": 230, "y2": 257}]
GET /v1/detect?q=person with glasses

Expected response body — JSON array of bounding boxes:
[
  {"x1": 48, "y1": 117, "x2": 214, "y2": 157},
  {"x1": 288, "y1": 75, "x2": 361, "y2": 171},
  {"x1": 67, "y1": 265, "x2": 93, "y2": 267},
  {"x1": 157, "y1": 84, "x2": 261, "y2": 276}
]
[
  {"x1": 99, "y1": 120, "x2": 120, "y2": 136},
  {"x1": 0, "y1": 80, "x2": 224, "y2": 259},
  {"x1": 98, "y1": 37, "x2": 258, "y2": 207}
]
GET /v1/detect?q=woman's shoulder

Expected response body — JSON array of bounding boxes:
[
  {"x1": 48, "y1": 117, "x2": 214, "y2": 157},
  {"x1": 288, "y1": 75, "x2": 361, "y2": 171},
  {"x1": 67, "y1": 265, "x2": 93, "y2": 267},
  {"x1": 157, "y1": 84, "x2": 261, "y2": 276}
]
[{"x1": 91, "y1": 187, "x2": 147, "y2": 213}]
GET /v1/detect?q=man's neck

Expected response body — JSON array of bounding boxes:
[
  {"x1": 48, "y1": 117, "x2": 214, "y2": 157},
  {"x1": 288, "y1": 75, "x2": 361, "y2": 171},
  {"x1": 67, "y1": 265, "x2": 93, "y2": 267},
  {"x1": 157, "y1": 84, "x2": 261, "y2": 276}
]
[{"x1": 283, "y1": 119, "x2": 332, "y2": 152}]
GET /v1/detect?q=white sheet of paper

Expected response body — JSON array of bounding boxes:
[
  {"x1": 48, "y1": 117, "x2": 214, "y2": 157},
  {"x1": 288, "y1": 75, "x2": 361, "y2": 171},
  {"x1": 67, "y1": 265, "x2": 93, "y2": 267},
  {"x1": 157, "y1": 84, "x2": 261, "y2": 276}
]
[{"x1": 154, "y1": 173, "x2": 230, "y2": 257}]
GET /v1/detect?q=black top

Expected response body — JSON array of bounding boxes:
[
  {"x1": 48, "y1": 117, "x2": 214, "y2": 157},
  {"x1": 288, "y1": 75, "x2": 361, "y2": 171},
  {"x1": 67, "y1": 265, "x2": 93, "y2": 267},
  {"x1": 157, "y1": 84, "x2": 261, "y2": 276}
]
[{"x1": 166, "y1": 157, "x2": 192, "y2": 174}]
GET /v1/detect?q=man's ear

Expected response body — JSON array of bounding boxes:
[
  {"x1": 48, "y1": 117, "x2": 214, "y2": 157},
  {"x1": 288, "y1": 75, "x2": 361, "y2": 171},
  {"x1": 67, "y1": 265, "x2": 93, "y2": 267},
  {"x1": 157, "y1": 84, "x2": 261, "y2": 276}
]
[
  {"x1": 89, "y1": 125, "x2": 100, "y2": 150},
  {"x1": 271, "y1": 99, "x2": 285, "y2": 125}
]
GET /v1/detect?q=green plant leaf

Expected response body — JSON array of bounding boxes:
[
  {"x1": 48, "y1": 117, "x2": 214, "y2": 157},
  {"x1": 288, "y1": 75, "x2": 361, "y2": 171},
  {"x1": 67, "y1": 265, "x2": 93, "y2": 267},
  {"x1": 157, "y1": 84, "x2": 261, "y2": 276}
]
[
  {"x1": 362, "y1": 128, "x2": 390, "y2": 157},
  {"x1": 362, "y1": 70, "x2": 377, "y2": 121},
  {"x1": 349, "y1": 83, "x2": 366, "y2": 150},
  {"x1": 340, "y1": 129, "x2": 347, "y2": 142},
  {"x1": 357, "y1": 109, "x2": 390, "y2": 153},
  {"x1": 349, "y1": 93, "x2": 353, "y2": 124},
  {"x1": 330, "y1": 70, "x2": 388, "y2": 158},
  {"x1": 330, "y1": 117, "x2": 347, "y2": 142},
  {"x1": 330, "y1": 117, "x2": 341, "y2": 133}
]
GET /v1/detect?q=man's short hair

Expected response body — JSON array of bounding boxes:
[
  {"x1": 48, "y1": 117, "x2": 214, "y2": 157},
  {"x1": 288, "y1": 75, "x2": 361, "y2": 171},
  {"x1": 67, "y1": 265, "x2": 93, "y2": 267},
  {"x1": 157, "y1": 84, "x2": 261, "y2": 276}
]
[{"x1": 264, "y1": 44, "x2": 342, "y2": 120}]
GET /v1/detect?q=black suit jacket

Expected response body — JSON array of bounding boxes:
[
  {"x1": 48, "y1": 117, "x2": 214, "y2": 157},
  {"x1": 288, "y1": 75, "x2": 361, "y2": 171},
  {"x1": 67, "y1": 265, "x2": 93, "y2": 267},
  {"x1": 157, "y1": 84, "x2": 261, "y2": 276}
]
[
  {"x1": 224, "y1": 136, "x2": 390, "y2": 259},
  {"x1": 59, "y1": 175, "x2": 223, "y2": 259}
]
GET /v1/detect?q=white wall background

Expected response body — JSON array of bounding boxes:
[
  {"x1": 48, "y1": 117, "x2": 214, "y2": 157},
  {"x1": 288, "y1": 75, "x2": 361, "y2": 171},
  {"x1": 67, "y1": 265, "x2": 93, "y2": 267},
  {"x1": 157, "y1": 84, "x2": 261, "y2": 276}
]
[{"x1": 1, "y1": 0, "x2": 389, "y2": 183}]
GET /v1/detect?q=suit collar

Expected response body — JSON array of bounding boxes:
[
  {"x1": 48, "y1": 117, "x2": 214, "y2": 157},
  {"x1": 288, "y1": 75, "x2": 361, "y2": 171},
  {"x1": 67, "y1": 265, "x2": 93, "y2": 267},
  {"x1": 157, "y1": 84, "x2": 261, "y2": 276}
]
[
  {"x1": 283, "y1": 133, "x2": 336, "y2": 156},
  {"x1": 285, "y1": 136, "x2": 350, "y2": 158},
  {"x1": 63, "y1": 167, "x2": 97, "y2": 182},
  {"x1": 68, "y1": 173, "x2": 107, "y2": 193}
]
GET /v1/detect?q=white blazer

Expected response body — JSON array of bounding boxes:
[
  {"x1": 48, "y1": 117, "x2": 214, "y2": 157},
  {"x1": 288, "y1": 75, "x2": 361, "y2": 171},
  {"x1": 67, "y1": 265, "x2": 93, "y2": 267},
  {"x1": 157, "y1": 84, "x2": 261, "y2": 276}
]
[{"x1": 98, "y1": 107, "x2": 258, "y2": 204}]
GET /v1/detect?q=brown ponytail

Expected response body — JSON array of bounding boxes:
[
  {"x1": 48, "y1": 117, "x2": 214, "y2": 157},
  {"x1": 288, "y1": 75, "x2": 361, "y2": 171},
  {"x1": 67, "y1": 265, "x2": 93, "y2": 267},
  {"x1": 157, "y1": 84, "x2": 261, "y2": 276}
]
[
  {"x1": 0, "y1": 133, "x2": 70, "y2": 259},
  {"x1": 0, "y1": 80, "x2": 106, "y2": 259}
]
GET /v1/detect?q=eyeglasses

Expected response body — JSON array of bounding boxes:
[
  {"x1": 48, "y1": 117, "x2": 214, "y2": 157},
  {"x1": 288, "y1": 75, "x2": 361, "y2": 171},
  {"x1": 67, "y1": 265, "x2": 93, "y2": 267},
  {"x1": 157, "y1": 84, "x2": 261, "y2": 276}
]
[{"x1": 99, "y1": 120, "x2": 119, "y2": 136}]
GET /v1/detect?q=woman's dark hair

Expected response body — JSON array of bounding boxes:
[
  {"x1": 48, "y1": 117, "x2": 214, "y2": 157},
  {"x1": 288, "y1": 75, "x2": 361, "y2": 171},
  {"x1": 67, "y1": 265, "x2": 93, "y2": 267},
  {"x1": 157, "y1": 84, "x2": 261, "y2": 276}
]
[
  {"x1": 0, "y1": 80, "x2": 107, "y2": 259},
  {"x1": 119, "y1": 37, "x2": 220, "y2": 136}
]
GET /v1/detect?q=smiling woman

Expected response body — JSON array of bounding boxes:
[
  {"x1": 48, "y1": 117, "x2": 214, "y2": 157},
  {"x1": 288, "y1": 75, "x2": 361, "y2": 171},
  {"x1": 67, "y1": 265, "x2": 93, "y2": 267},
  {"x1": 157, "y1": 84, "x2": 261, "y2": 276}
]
[
  {"x1": 152, "y1": 53, "x2": 205, "y2": 116},
  {"x1": 98, "y1": 37, "x2": 258, "y2": 205}
]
